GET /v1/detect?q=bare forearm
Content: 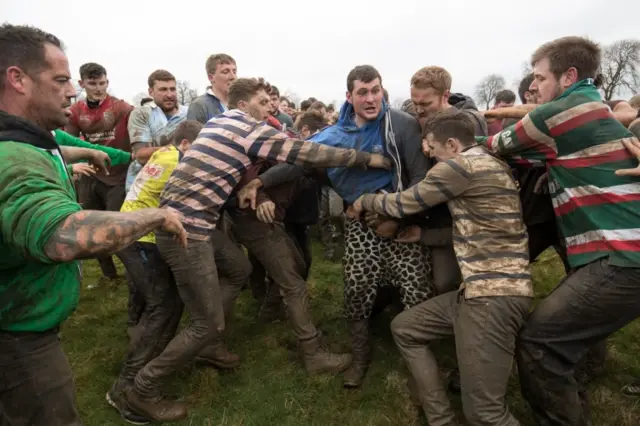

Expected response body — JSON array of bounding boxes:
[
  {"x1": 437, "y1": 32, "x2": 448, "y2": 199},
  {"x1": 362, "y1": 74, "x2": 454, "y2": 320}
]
[
  {"x1": 44, "y1": 209, "x2": 166, "y2": 262},
  {"x1": 484, "y1": 105, "x2": 536, "y2": 120},
  {"x1": 135, "y1": 146, "x2": 160, "y2": 165},
  {"x1": 60, "y1": 146, "x2": 96, "y2": 164}
]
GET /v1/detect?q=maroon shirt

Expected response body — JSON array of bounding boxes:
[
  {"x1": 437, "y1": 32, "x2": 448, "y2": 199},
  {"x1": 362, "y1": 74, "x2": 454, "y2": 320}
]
[{"x1": 65, "y1": 96, "x2": 133, "y2": 185}]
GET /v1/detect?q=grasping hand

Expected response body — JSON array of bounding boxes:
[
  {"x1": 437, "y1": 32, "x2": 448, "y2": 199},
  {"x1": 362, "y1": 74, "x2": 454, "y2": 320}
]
[
  {"x1": 346, "y1": 197, "x2": 365, "y2": 220},
  {"x1": 367, "y1": 153, "x2": 392, "y2": 170},
  {"x1": 533, "y1": 171, "x2": 549, "y2": 194},
  {"x1": 237, "y1": 179, "x2": 262, "y2": 209},
  {"x1": 161, "y1": 209, "x2": 188, "y2": 249},
  {"x1": 616, "y1": 139, "x2": 640, "y2": 177},
  {"x1": 395, "y1": 225, "x2": 421, "y2": 244},
  {"x1": 256, "y1": 201, "x2": 276, "y2": 224},
  {"x1": 72, "y1": 163, "x2": 96, "y2": 178},
  {"x1": 88, "y1": 150, "x2": 111, "y2": 175}
]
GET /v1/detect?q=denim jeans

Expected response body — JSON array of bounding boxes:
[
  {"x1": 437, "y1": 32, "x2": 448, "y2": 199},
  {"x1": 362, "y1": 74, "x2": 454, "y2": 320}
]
[
  {"x1": 115, "y1": 242, "x2": 183, "y2": 389},
  {"x1": 0, "y1": 329, "x2": 82, "y2": 426},
  {"x1": 517, "y1": 257, "x2": 640, "y2": 426}
]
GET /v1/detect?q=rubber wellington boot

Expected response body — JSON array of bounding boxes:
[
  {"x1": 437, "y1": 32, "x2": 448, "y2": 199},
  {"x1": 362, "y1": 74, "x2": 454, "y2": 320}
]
[{"x1": 343, "y1": 319, "x2": 371, "y2": 388}]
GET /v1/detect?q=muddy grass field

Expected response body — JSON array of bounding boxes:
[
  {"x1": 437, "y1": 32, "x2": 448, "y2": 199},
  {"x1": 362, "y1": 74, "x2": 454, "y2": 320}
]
[{"x1": 63, "y1": 245, "x2": 640, "y2": 425}]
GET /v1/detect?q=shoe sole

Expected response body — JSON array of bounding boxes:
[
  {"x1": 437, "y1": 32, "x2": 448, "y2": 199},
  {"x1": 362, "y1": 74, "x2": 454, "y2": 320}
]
[
  {"x1": 105, "y1": 392, "x2": 150, "y2": 425},
  {"x1": 194, "y1": 357, "x2": 241, "y2": 369}
]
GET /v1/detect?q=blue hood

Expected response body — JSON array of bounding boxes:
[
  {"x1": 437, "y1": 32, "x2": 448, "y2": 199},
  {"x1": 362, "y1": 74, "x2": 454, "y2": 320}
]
[{"x1": 310, "y1": 101, "x2": 394, "y2": 204}]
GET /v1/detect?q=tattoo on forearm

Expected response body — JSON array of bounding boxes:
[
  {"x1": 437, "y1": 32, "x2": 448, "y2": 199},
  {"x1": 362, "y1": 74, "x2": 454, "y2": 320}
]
[{"x1": 45, "y1": 209, "x2": 165, "y2": 262}]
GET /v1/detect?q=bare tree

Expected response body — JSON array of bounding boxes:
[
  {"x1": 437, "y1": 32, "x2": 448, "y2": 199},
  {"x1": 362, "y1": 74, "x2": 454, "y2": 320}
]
[
  {"x1": 392, "y1": 98, "x2": 405, "y2": 109},
  {"x1": 600, "y1": 39, "x2": 640, "y2": 101},
  {"x1": 474, "y1": 74, "x2": 506, "y2": 109},
  {"x1": 284, "y1": 90, "x2": 301, "y2": 107},
  {"x1": 176, "y1": 80, "x2": 198, "y2": 105},
  {"x1": 132, "y1": 92, "x2": 149, "y2": 107}
]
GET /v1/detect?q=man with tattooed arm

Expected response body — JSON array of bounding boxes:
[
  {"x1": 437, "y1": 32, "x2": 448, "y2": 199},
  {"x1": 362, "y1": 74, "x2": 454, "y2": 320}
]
[{"x1": 0, "y1": 24, "x2": 186, "y2": 426}]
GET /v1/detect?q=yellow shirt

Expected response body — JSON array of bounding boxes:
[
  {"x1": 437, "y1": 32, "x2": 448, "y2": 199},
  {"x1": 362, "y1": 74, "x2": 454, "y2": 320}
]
[{"x1": 121, "y1": 145, "x2": 181, "y2": 244}]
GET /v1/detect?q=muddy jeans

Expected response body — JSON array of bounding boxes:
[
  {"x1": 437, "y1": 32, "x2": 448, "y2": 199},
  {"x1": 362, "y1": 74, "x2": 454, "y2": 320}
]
[
  {"x1": 0, "y1": 329, "x2": 82, "y2": 426},
  {"x1": 391, "y1": 291, "x2": 531, "y2": 426},
  {"x1": 517, "y1": 257, "x2": 640, "y2": 426},
  {"x1": 117, "y1": 245, "x2": 149, "y2": 328},
  {"x1": 115, "y1": 242, "x2": 183, "y2": 389},
  {"x1": 77, "y1": 176, "x2": 126, "y2": 279},
  {"x1": 134, "y1": 230, "x2": 250, "y2": 397},
  {"x1": 230, "y1": 211, "x2": 317, "y2": 341}
]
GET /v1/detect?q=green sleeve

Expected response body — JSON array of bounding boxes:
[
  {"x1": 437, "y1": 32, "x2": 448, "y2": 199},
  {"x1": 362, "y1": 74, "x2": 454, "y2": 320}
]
[
  {"x1": 475, "y1": 105, "x2": 555, "y2": 164},
  {"x1": 0, "y1": 143, "x2": 82, "y2": 264},
  {"x1": 54, "y1": 129, "x2": 131, "y2": 166}
]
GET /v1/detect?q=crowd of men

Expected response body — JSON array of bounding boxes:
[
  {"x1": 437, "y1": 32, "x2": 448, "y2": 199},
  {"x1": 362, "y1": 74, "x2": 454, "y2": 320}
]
[{"x1": 1, "y1": 22, "x2": 640, "y2": 426}]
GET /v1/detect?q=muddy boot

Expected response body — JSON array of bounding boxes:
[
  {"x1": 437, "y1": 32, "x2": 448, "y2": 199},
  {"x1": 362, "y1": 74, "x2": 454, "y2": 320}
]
[
  {"x1": 300, "y1": 334, "x2": 353, "y2": 375},
  {"x1": 195, "y1": 342, "x2": 240, "y2": 369},
  {"x1": 124, "y1": 388, "x2": 187, "y2": 423},
  {"x1": 343, "y1": 319, "x2": 371, "y2": 388},
  {"x1": 106, "y1": 379, "x2": 150, "y2": 425}
]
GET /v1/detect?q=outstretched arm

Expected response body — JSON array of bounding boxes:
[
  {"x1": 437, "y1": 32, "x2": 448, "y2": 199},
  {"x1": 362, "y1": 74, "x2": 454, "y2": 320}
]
[
  {"x1": 0, "y1": 149, "x2": 186, "y2": 265},
  {"x1": 55, "y1": 130, "x2": 131, "y2": 166},
  {"x1": 44, "y1": 208, "x2": 186, "y2": 262},
  {"x1": 350, "y1": 158, "x2": 471, "y2": 219},
  {"x1": 245, "y1": 124, "x2": 390, "y2": 170}
]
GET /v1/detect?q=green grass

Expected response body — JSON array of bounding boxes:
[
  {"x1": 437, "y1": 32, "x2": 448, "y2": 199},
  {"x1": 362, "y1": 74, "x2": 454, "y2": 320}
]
[{"x1": 62, "y1": 245, "x2": 640, "y2": 425}]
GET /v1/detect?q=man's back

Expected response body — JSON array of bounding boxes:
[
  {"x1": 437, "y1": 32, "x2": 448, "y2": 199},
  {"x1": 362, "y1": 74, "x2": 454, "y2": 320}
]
[{"x1": 443, "y1": 147, "x2": 532, "y2": 299}]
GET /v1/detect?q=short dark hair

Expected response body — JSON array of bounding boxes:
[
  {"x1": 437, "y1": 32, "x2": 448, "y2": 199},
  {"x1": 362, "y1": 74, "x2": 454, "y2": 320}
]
[
  {"x1": 140, "y1": 97, "x2": 153, "y2": 106},
  {"x1": 79, "y1": 62, "x2": 106, "y2": 80},
  {"x1": 148, "y1": 69, "x2": 176, "y2": 88},
  {"x1": 0, "y1": 24, "x2": 62, "y2": 94},
  {"x1": 295, "y1": 109, "x2": 328, "y2": 133},
  {"x1": 279, "y1": 96, "x2": 290, "y2": 106},
  {"x1": 346, "y1": 65, "x2": 382, "y2": 93},
  {"x1": 423, "y1": 109, "x2": 476, "y2": 147},
  {"x1": 205, "y1": 53, "x2": 235, "y2": 75},
  {"x1": 518, "y1": 73, "x2": 535, "y2": 104},
  {"x1": 228, "y1": 77, "x2": 271, "y2": 109},
  {"x1": 300, "y1": 100, "x2": 311, "y2": 111},
  {"x1": 495, "y1": 89, "x2": 516, "y2": 105},
  {"x1": 531, "y1": 36, "x2": 601, "y2": 81},
  {"x1": 172, "y1": 120, "x2": 203, "y2": 146},
  {"x1": 270, "y1": 85, "x2": 280, "y2": 98},
  {"x1": 307, "y1": 97, "x2": 318, "y2": 103},
  {"x1": 326, "y1": 104, "x2": 335, "y2": 112}
]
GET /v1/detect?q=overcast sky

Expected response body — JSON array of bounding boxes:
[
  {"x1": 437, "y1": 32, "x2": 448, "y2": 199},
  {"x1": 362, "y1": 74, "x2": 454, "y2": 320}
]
[{"x1": 5, "y1": 0, "x2": 640, "y2": 107}]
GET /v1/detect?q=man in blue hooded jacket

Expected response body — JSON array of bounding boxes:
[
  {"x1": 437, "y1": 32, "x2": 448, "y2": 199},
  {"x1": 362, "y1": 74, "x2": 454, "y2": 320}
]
[{"x1": 244, "y1": 65, "x2": 435, "y2": 388}]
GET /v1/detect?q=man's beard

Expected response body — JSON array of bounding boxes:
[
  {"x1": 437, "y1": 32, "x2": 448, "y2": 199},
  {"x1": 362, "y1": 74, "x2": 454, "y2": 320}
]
[{"x1": 159, "y1": 101, "x2": 177, "y2": 113}]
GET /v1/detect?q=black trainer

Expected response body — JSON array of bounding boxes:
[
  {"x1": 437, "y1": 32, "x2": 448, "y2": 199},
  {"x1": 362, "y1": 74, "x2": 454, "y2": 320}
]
[{"x1": 106, "y1": 390, "x2": 150, "y2": 425}]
